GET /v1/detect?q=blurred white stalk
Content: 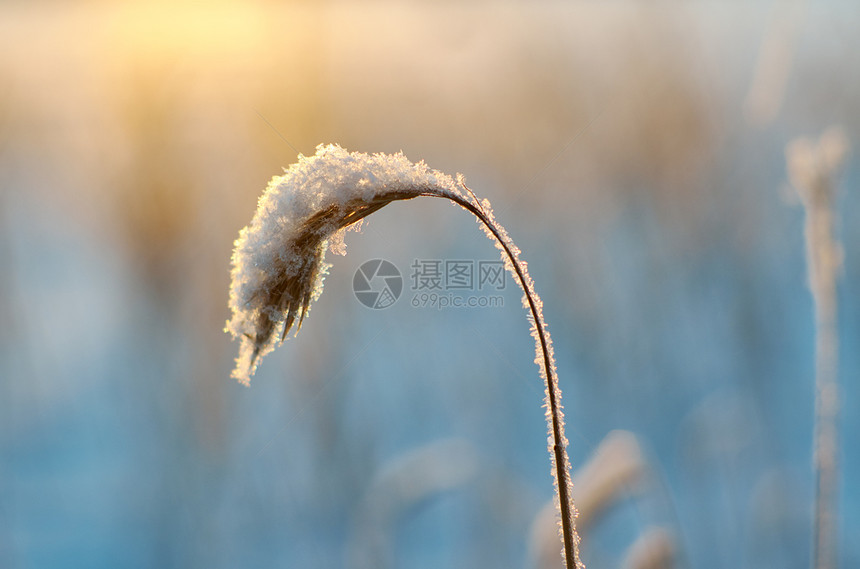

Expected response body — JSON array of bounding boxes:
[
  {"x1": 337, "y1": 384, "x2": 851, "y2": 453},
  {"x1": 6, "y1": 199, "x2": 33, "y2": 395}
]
[
  {"x1": 745, "y1": 0, "x2": 804, "y2": 127},
  {"x1": 347, "y1": 439, "x2": 478, "y2": 569},
  {"x1": 786, "y1": 127, "x2": 849, "y2": 569}
]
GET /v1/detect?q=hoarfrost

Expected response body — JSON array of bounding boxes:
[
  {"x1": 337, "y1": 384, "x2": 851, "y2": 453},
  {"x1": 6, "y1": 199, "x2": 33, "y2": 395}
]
[
  {"x1": 225, "y1": 144, "x2": 461, "y2": 384},
  {"x1": 225, "y1": 142, "x2": 582, "y2": 567}
]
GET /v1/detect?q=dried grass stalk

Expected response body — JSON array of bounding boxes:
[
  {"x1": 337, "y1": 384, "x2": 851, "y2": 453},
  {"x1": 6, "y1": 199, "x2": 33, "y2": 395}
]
[
  {"x1": 622, "y1": 527, "x2": 675, "y2": 569},
  {"x1": 226, "y1": 144, "x2": 582, "y2": 568},
  {"x1": 786, "y1": 127, "x2": 850, "y2": 569}
]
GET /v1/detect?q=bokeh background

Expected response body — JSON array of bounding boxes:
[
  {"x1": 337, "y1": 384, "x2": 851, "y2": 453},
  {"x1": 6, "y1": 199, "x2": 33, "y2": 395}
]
[{"x1": 1, "y1": 2, "x2": 858, "y2": 568}]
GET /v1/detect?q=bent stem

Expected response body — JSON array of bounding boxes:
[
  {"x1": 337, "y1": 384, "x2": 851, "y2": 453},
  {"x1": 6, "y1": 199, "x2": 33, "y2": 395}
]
[
  {"x1": 227, "y1": 145, "x2": 582, "y2": 567},
  {"x1": 355, "y1": 186, "x2": 582, "y2": 566},
  {"x1": 422, "y1": 188, "x2": 582, "y2": 569}
]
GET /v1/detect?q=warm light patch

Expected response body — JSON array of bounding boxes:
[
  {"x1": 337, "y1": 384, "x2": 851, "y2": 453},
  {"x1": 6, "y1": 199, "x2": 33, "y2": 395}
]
[{"x1": 102, "y1": 2, "x2": 269, "y2": 63}]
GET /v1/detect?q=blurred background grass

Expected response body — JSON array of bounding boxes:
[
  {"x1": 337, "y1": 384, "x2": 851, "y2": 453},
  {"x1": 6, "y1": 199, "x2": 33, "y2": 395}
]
[{"x1": 0, "y1": 1, "x2": 858, "y2": 568}]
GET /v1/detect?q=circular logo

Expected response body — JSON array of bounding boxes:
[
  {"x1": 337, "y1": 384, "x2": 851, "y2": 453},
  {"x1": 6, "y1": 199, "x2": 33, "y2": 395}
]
[{"x1": 353, "y1": 259, "x2": 402, "y2": 309}]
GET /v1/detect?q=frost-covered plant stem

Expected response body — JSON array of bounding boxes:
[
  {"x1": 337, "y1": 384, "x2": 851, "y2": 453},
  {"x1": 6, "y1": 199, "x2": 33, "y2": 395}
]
[
  {"x1": 806, "y1": 190, "x2": 840, "y2": 569},
  {"x1": 786, "y1": 128, "x2": 849, "y2": 569},
  {"x1": 226, "y1": 144, "x2": 582, "y2": 568},
  {"x1": 429, "y1": 191, "x2": 581, "y2": 569}
]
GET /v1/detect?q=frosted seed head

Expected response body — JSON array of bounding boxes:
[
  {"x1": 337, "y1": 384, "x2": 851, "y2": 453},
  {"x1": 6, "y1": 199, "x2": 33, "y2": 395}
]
[
  {"x1": 786, "y1": 126, "x2": 851, "y2": 207},
  {"x1": 226, "y1": 144, "x2": 461, "y2": 384},
  {"x1": 819, "y1": 127, "x2": 850, "y2": 173}
]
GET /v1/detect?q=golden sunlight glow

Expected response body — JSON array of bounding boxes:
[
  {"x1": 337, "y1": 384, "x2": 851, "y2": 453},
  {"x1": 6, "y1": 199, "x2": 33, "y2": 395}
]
[
  {"x1": 103, "y1": 2, "x2": 270, "y2": 62},
  {"x1": 0, "y1": 2, "x2": 291, "y2": 77}
]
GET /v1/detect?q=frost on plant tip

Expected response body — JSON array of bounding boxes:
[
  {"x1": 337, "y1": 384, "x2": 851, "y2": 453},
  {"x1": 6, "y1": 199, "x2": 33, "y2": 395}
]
[
  {"x1": 225, "y1": 143, "x2": 582, "y2": 569},
  {"x1": 225, "y1": 144, "x2": 461, "y2": 385}
]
